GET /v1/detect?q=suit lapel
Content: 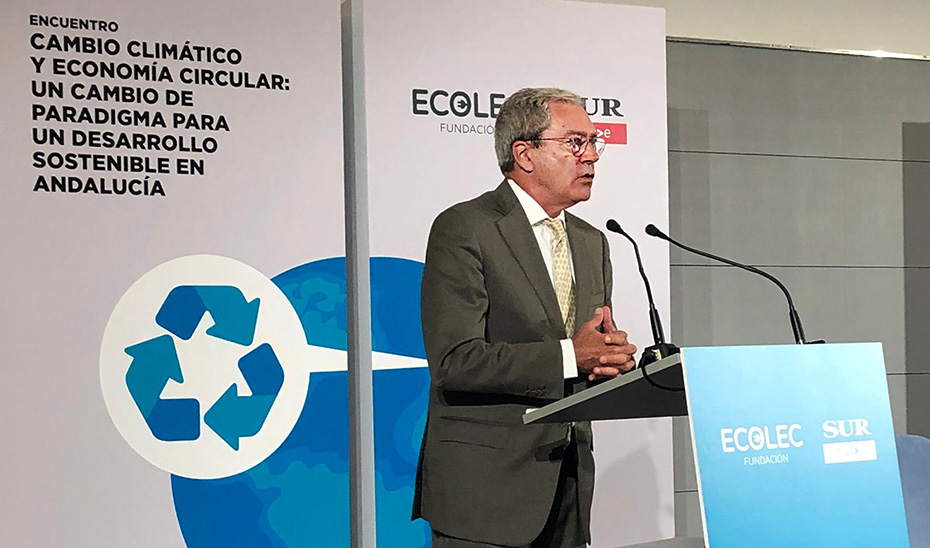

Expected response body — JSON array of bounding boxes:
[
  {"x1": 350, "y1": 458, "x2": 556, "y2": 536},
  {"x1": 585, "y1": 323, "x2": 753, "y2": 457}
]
[{"x1": 492, "y1": 183, "x2": 564, "y2": 331}]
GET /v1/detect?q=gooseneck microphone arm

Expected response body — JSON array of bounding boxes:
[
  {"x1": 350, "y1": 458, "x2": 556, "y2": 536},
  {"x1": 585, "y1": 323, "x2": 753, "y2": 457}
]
[
  {"x1": 644, "y1": 224, "x2": 809, "y2": 345},
  {"x1": 606, "y1": 219, "x2": 680, "y2": 368},
  {"x1": 607, "y1": 219, "x2": 664, "y2": 345}
]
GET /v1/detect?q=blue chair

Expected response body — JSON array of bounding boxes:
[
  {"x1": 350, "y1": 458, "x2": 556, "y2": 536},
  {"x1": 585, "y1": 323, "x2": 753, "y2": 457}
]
[{"x1": 897, "y1": 434, "x2": 930, "y2": 547}]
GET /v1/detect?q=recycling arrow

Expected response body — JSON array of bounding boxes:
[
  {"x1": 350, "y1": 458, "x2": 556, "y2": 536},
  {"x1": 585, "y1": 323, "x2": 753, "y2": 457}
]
[
  {"x1": 155, "y1": 285, "x2": 260, "y2": 346},
  {"x1": 204, "y1": 343, "x2": 284, "y2": 450},
  {"x1": 124, "y1": 335, "x2": 200, "y2": 442}
]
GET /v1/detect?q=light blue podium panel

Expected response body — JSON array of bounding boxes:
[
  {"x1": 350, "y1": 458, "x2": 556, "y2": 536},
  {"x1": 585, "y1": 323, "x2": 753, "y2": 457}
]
[{"x1": 682, "y1": 343, "x2": 909, "y2": 548}]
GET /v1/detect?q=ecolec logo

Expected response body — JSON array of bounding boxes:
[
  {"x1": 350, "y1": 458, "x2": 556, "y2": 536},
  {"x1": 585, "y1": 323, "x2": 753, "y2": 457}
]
[
  {"x1": 720, "y1": 423, "x2": 804, "y2": 453},
  {"x1": 411, "y1": 88, "x2": 627, "y2": 143},
  {"x1": 412, "y1": 89, "x2": 506, "y2": 119}
]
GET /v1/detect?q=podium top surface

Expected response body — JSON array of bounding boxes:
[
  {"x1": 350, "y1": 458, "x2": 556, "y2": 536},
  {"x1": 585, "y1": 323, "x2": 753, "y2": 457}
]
[{"x1": 522, "y1": 353, "x2": 683, "y2": 424}]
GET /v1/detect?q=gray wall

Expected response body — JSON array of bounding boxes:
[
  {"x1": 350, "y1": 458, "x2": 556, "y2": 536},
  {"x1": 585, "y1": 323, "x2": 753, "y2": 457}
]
[
  {"x1": 599, "y1": 0, "x2": 930, "y2": 59},
  {"x1": 665, "y1": 40, "x2": 930, "y2": 538}
]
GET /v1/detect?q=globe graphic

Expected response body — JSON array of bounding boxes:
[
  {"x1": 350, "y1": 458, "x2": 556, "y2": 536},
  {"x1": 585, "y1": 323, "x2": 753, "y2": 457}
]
[{"x1": 171, "y1": 257, "x2": 432, "y2": 547}]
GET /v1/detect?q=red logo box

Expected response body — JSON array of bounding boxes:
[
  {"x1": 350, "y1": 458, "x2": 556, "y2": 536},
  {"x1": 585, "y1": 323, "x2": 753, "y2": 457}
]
[{"x1": 594, "y1": 122, "x2": 627, "y2": 145}]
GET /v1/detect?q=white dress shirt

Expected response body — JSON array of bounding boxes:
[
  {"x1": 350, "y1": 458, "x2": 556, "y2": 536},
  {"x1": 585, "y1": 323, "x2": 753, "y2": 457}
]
[{"x1": 508, "y1": 179, "x2": 578, "y2": 379}]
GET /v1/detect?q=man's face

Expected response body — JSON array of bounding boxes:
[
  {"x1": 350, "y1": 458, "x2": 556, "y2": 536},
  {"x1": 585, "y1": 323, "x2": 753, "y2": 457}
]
[{"x1": 527, "y1": 101, "x2": 600, "y2": 213}]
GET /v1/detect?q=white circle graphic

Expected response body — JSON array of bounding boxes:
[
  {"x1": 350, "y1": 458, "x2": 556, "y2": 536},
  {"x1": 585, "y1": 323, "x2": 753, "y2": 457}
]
[{"x1": 100, "y1": 255, "x2": 314, "y2": 479}]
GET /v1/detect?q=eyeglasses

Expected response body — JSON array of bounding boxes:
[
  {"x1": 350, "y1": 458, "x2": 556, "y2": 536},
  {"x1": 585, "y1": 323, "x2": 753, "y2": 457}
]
[{"x1": 533, "y1": 135, "x2": 607, "y2": 157}]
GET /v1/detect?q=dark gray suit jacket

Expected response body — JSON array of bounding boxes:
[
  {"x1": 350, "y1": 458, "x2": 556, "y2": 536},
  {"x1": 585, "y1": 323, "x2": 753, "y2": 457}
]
[{"x1": 412, "y1": 181, "x2": 613, "y2": 546}]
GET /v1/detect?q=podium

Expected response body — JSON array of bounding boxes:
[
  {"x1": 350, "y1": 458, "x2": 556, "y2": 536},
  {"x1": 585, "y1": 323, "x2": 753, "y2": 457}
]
[
  {"x1": 524, "y1": 354, "x2": 700, "y2": 548},
  {"x1": 524, "y1": 343, "x2": 910, "y2": 548}
]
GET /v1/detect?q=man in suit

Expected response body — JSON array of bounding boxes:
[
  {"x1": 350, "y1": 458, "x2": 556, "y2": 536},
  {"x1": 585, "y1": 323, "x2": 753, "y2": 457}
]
[{"x1": 413, "y1": 88, "x2": 637, "y2": 548}]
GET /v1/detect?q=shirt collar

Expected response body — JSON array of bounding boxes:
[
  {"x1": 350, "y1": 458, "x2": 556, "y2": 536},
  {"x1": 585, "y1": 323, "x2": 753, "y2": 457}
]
[{"x1": 508, "y1": 179, "x2": 566, "y2": 227}]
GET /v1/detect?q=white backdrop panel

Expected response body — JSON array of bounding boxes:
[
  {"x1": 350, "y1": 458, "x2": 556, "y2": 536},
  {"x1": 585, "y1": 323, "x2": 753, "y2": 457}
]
[{"x1": 362, "y1": 0, "x2": 673, "y2": 545}]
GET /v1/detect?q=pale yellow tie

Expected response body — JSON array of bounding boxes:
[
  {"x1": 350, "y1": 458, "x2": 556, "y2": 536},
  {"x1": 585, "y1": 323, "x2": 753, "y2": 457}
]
[{"x1": 542, "y1": 218, "x2": 576, "y2": 336}]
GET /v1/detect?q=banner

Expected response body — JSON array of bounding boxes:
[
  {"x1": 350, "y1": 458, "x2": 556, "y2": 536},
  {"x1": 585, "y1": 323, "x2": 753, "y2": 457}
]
[
  {"x1": 360, "y1": 0, "x2": 672, "y2": 545},
  {"x1": 0, "y1": 1, "x2": 345, "y2": 546},
  {"x1": 682, "y1": 343, "x2": 909, "y2": 547}
]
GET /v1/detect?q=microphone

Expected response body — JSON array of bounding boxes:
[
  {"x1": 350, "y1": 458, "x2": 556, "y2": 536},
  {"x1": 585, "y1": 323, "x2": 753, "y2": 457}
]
[
  {"x1": 644, "y1": 224, "x2": 819, "y2": 345},
  {"x1": 606, "y1": 219, "x2": 680, "y2": 366}
]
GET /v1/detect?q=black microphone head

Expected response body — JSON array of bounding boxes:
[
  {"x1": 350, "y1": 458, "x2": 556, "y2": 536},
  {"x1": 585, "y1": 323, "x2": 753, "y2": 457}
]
[
  {"x1": 606, "y1": 219, "x2": 623, "y2": 233},
  {"x1": 645, "y1": 224, "x2": 664, "y2": 238}
]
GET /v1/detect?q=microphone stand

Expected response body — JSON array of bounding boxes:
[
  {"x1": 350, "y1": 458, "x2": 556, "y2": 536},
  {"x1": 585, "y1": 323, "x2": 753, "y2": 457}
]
[{"x1": 606, "y1": 220, "x2": 680, "y2": 367}]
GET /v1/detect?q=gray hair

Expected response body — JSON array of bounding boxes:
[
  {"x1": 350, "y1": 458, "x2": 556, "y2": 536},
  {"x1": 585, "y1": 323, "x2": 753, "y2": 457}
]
[{"x1": 494, "y1": 87, "x2": 584, "y2": 174}]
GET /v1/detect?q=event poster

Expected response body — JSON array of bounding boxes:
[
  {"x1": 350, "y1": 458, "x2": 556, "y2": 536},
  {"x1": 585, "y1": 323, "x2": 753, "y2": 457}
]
[
  {"x1": 1, "y1": 1, "x2": 349, "y2": 546},
  {"x1": 2, "y1": 0, "x2": 673, "y2": 546},
  {"x1": 360, "y1": 0, "x2": 673, "y2": 545}
]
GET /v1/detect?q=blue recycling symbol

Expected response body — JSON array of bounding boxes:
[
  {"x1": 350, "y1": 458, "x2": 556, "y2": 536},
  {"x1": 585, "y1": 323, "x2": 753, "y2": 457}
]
[{"x1": 124, "y1": 285, "x2": 284, "y2": 450}]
